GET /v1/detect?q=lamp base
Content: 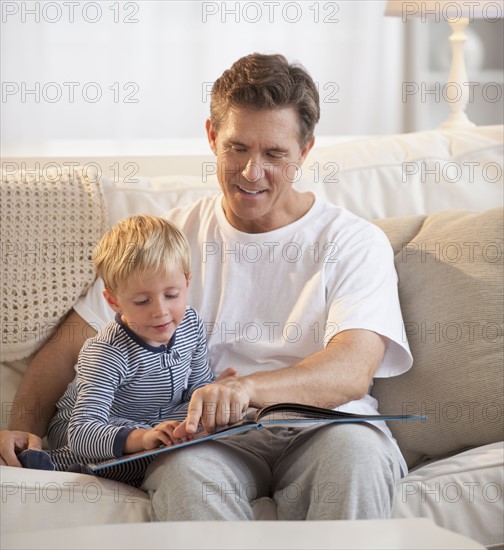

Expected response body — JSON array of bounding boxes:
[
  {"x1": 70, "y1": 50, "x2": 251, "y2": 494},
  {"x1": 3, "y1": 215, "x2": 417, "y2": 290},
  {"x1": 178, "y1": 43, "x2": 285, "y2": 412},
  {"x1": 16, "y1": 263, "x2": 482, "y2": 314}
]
[
  {"x1": 440, "y1": 111, "x2": 476, "y2": 129},
  {"x1": 440, "y1": 18, "x2": 477, "y2": 130}
]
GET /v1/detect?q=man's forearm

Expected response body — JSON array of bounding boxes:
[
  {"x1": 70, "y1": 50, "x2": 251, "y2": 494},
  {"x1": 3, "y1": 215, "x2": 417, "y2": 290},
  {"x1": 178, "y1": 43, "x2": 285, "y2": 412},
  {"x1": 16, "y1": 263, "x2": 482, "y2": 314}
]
[
  {"x1": 9, "y1": 345, "x2": 76, "y2": 435},
  {"x1": 246, "y1": 329, "x2": 386, "y2": 410},
  {"x1": 8, "y1": 310, "x2": 96, "y2": 436},
  {"x1": 176, "y1": 329, "x2": 387, "y2": 436},
  {"x1": 9, "y1": 385, "x2": 57, "y2": 436}
]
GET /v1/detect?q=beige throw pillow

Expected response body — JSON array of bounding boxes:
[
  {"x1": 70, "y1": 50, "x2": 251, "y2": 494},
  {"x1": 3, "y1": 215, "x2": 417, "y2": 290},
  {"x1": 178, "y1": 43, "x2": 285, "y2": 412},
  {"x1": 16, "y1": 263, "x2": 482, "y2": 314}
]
[{"x1": 372, "y1": 208, "x2": 504, "y2": 468}]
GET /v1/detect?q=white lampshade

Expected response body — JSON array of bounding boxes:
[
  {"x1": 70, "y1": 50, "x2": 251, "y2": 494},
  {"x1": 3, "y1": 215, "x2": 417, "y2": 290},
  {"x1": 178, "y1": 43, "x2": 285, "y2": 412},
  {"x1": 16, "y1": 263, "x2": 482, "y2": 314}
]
[{"x1": 385, "y1": 1, "x2": 503, "y2": 20}]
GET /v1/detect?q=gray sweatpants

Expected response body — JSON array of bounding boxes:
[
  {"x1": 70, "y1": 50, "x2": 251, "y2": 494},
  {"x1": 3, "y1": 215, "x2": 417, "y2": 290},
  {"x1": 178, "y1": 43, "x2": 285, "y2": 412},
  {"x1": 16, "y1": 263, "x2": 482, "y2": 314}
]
[{"x1": 141, "y1": 423, "x2": 402, "y2": 521}]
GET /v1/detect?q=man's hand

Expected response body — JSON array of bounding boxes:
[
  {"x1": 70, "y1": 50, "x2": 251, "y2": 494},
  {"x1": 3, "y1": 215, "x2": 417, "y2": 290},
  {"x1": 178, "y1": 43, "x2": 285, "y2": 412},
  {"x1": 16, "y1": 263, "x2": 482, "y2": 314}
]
[
  {"x1": 173, "y1": 372, "x2": 252, "y2": 438},
  {"x1": 216, "y1": 367, "x2": 238, "y2": 381},
  {"x1": 0, "y1": 430, "x2": 43, "y2": 467}
]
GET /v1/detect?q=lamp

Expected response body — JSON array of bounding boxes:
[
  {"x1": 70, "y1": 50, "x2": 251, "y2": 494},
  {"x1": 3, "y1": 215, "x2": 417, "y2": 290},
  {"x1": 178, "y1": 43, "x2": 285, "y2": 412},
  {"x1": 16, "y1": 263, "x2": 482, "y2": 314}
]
[{"x1": 385, "y1": 1, "x2": 503, "y2": 128}]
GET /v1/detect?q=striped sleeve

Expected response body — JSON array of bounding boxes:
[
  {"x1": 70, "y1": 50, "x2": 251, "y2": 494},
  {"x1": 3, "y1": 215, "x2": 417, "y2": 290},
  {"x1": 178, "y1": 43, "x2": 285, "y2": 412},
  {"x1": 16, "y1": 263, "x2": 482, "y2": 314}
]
[{"x1": 67, "y1": 340, "x2": 132, "y2": 460}]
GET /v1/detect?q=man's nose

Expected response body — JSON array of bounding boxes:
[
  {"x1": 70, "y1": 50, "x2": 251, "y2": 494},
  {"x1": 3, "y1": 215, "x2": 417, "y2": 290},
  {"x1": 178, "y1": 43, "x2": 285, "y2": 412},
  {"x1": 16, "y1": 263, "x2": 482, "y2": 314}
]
[{"x1": 241, "y1": 158, "x2": 264, "y2": 183}]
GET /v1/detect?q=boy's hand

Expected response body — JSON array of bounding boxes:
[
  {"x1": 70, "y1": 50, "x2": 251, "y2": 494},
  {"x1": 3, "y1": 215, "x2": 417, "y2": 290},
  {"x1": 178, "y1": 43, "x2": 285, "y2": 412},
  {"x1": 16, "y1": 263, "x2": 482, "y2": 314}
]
[
  {"x1": 125, "y1": 421, "x2": 189, "y2": 453},
  {"x1": 141, "y1": 421, "x2": 186, "y2": 450}
]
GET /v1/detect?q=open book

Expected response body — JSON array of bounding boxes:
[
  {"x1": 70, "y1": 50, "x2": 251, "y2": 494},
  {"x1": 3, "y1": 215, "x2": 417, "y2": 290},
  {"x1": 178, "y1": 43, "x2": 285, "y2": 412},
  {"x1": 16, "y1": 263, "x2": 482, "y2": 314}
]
[{"x1": 87, "y1": 402, "x2": 425, "y2": 472}]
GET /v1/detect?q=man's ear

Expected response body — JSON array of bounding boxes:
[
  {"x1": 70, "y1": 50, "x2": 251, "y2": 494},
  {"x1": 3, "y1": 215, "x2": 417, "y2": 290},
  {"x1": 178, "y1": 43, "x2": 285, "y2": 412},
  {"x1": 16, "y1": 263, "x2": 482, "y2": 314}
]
[
  {"x1": 298, "y1": 136, "x2": 315, "y2": 166},
  {"x1": 205, "y1": 118, "x2": 218, "y2": 156},
  {"x1": 103, "y1": 289, "x2": 121, "y2": 314}
]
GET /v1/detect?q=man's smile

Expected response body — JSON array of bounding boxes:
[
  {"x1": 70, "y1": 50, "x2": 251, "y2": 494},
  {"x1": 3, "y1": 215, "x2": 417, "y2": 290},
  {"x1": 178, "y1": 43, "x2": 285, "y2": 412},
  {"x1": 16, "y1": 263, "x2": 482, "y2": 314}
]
[{"x1": 236, "y1": 185, "x2": 267, "y2": 196}]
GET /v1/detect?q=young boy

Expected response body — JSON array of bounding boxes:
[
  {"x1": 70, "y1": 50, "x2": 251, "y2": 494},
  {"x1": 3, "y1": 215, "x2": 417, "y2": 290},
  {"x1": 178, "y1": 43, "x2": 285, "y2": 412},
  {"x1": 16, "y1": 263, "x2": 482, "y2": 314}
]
[{"x1": 21, "y1": 215, "x2": 217, "y2": 485}]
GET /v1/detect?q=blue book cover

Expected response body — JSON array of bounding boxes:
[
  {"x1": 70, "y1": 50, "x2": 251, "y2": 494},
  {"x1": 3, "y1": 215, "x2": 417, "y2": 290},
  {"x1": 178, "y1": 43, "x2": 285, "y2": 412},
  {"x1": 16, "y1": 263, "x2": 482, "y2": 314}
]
[{"x1": 87, "y1": 403, "x2": 426, "y2": 472}]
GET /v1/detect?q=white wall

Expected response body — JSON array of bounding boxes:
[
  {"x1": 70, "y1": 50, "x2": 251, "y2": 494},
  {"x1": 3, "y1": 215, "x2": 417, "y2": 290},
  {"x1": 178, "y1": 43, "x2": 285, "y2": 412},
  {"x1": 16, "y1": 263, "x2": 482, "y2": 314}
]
[
  {"x1": 1, "y1": 0, "x2": 406, "y2": 146},
  {"x1": 2, "y1": 0, "x2": 501, "y2": 149}
]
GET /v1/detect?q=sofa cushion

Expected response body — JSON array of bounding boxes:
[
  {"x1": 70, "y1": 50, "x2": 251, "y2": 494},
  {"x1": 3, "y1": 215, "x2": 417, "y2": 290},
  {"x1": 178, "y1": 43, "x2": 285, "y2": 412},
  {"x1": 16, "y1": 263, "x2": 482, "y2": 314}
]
[
  {"x1": 393, "y1": 442, "x2": 504, "y2": 550},
  {"x1": 372, "y1": 208, "x2": 504, "y2": 468},
  {"x1": 372, "y1": 215, "x2": 427, "y2": 255},
  {"x1": 0, "y1": 465, "x2": 150, "y2": 535},
  {"x1": 101, "y1": 176, "x2": 220, "y2": 226},
  {"x1": 0, "y1": 167, "x2": 108, "y2": 362},
  {"x1": 97, "y1": 126, "x2": 503, "y2": 223},
  {"x1": 296, "y1": 125, "x2": 503, "y2": 220}
]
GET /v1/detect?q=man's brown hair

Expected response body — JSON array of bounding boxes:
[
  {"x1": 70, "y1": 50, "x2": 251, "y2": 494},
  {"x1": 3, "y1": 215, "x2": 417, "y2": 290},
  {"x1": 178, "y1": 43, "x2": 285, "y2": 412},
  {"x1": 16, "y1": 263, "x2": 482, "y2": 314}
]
[{"x1": 210, "y1": 53, "x2": 320, "y2": 147}]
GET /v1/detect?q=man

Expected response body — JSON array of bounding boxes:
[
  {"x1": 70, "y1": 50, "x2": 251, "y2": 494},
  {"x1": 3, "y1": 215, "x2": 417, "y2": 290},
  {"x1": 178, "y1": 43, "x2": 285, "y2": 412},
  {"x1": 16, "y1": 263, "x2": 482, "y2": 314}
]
[{"x1": 1, "y1": 53, "x2": 412, "y2": 520}]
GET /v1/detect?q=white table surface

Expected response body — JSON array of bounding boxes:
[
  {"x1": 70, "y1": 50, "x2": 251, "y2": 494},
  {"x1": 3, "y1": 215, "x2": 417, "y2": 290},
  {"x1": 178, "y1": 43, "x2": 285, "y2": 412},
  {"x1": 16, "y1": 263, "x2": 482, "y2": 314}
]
[{"x1": 1, "y1": 518, "x2": 484, "y2": 550}]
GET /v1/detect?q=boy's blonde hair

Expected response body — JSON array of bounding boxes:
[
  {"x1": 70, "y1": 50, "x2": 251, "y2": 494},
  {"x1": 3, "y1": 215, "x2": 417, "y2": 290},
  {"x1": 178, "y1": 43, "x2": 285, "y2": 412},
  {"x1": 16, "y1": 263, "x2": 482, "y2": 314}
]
[{"x1": 92, "y1": 215, "x2": 191, "y2": 291}]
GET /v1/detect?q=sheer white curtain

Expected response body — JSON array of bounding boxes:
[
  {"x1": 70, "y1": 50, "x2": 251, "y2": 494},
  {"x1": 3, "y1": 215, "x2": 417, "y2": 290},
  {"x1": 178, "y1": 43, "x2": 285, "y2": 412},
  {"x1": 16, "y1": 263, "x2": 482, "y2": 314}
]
[{"x1": 1, "y1": 1, "x2": 407, "y2": 144}]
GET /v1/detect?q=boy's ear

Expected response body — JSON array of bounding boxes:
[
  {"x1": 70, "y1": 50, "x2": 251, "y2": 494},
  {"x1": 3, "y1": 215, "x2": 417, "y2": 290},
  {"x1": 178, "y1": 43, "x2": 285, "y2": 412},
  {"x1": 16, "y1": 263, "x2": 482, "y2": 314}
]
[
  {"x1": 186, "y1": 272, "x2": 192, "y2": 288},
  {"x1": 103, "y1": 289, "x2": 121, "y2": 313}
]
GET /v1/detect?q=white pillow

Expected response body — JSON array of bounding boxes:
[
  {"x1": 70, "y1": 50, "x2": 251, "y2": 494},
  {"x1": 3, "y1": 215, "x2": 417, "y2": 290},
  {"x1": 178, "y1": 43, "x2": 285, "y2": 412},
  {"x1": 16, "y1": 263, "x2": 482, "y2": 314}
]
[
  {"x1": 295, "y1": 125, "x2": 504, "y2": 219},
  {"x1": 100, "y1": 126, "x2": 503, "y2": 225},
  {"x1": 101, "y1": 176, "x2": 220, "y2": 225},
  {"x1": 393, "y1": 442, "x2": 504, "y2": 549}
]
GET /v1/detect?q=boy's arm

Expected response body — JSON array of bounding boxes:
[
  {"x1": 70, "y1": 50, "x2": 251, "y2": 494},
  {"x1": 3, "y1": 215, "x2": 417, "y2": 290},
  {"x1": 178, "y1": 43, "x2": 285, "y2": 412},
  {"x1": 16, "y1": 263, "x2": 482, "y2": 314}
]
[
  {"x1": 66, "y1": 340, "x2": 131, "y2": 460},
  {"x1": 0, "y1": 311, "x2": 96, "y2": 466}
]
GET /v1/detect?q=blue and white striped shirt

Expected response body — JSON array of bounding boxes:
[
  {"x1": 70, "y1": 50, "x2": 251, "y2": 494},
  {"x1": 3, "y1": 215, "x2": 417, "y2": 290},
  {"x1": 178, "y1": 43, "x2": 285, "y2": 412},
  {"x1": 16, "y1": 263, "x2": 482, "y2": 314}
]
[{"x1": 48, "y1": 306, "x2": 214, "y2": 465}]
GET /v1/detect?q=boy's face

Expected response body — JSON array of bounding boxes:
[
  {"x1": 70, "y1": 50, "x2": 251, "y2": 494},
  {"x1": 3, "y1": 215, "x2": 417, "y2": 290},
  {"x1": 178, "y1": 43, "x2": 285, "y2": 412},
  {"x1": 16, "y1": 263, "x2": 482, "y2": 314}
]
[{"x1": 103, "y1": 267, "x2": 190, "y2": 347}]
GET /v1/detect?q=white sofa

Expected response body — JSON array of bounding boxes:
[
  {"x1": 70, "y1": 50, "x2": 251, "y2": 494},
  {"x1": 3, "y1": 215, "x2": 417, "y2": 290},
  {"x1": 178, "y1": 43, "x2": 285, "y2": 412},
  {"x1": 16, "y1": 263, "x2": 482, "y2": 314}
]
[{"x1": 1, "y1": 126, "x2": 503, "y2": 549}]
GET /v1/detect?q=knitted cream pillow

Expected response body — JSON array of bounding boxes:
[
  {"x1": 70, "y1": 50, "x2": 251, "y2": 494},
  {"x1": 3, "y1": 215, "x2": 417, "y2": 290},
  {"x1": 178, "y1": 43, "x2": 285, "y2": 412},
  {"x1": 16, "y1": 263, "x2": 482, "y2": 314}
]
[
  {"x1": 1, "y1": 167, "x2": 108, "y2": 362},
  {"x1": 372, "y1": 208, "x2": 504, "y2": 468}
]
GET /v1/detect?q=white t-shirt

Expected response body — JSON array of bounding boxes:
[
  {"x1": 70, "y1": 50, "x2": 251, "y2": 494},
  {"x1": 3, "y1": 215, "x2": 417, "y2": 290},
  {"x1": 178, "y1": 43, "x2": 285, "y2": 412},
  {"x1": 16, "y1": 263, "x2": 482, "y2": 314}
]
[{"x1": 75, "y1": 194, "x2": 412, "y2": 470}]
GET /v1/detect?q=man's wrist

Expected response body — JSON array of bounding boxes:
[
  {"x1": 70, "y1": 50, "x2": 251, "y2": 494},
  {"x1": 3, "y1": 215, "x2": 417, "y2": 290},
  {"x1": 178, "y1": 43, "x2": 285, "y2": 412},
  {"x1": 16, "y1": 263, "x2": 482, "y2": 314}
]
[{"x1": 242, "y1": 374, "x2": 258, "y2": 409}]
